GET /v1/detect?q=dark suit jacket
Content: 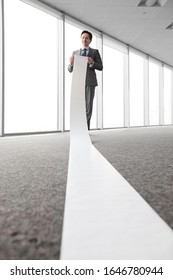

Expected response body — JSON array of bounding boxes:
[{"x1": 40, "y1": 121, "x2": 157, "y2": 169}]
[{"x1": 68, "y1": 47, "x2": 103, "y2": 86}]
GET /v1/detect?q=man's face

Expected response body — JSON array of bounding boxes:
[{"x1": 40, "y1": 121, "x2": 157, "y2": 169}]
[{"x1": 81, "y1": 33, "x2": 91, "y2": 47}]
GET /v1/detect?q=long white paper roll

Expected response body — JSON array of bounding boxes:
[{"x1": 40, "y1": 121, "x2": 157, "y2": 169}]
[
  {"x1": 70, "y1": 55, "x2": 91, "y2": 148},
  {"x1": 60, "y1": 55, "x2": 173, "y2": 259}
]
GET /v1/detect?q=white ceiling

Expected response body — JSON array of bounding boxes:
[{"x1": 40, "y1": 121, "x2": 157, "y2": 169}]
[{"x1": 38, "y1": 0, "x2": 173, "y2": 66}]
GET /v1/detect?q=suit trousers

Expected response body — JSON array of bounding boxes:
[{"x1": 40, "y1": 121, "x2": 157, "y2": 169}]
[{"x1": 85, "y1": 85, "x2": 95, "y2": 130}]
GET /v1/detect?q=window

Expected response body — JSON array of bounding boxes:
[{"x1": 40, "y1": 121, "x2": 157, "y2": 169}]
[
  {"x1": 2, "y1": 1, "x2": 173, "y2": 135},
  {"x1": 0, "y1": 0, "x2": 3, "y2": 136},
  {"x1": 129, "y1": 51, "x2": 144, "y2": 126},
  {"x1": 164, "y1": 67, "x2": 172, "y2": 125},
  {"x1": 103, "y1": 45, "x2": 124, "y2": 128},
  {"x1": 4, "y1": 0, "x2": 58, "y2": 133},
  {"x1": 149, "y1": 60, "x2": 160, "y2": 125}
]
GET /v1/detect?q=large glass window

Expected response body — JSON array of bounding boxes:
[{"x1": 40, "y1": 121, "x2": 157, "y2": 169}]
[
  {"x1": 65, "y1": 22, "x2": 99, "y2": 130},
  {"x1": 164, "y1": 67, "x2": 172, "y2": 125},
  {"x1": 0, "y1": 0, "x2": 3, "y2": 136},
  {"x1": 149, "y1": 60, "x2": 160, "y2": 125},
  {"x1": 129, "y1": 51, "x2": 144, "y2": 126},
  {"x1": 2, "y1": 1, "x2": 173, "y2": 135},
  {"x1": 103, "y1": 45, "x2": 124, "y2": 128},
  {"x1": 4, "y1": 0, "x2": 58, "y2": 133}
]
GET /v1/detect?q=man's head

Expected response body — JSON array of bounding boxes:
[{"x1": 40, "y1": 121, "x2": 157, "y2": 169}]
[{"x1": 81, "y1": 30, "x2": 93, "y2": 48}]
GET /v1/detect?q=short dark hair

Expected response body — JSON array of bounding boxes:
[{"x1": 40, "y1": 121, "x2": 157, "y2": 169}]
[{"x1": 81, "y1": 30, "x2": 93, "y2": 41}]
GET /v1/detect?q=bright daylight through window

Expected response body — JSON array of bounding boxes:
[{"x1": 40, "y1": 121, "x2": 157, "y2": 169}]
[{"x1": 4, "y1": 0, "x2": 58, "y2": 133}]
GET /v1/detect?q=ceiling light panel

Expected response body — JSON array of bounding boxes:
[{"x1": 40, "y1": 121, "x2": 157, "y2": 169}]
[
  {"x1": 166, "y1": 22, "x2": 173, "y2": 29},
  {"x1": 138, "y1": 0, "x2": 168, "y2": 7}
]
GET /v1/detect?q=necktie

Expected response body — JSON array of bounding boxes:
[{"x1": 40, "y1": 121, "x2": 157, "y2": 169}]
[{"x1": 82, "y1": 48, "x2": 87, "y2": 56}]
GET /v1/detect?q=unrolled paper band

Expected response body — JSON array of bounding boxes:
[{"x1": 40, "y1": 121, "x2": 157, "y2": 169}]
[{"x1": 60, "y1": 55, "x2": 173, "y2": 260}]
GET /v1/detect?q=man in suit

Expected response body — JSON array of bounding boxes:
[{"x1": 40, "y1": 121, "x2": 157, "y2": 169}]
[{"x1": 68, "y1": 30, "x2": 103, "y2": 130}]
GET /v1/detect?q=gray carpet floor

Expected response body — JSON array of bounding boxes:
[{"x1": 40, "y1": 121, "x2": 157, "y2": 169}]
[
  {"x1": 0, "y1": 126, "x2": 173, "y2": 259},
  {"x1": 0, "y1": 133, "x2": 69, "y2": 259},
  {"x1": 93, "y1": 126, "x2": 173, "y2": 231}
]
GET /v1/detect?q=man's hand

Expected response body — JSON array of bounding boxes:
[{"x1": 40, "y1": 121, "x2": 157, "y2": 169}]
[
  {"x1": 88, "y1": 57, "x2": 94, "y2": 64},
  {"x1": 69, "y1": 56, "x2": 74, "y2": 65}
]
